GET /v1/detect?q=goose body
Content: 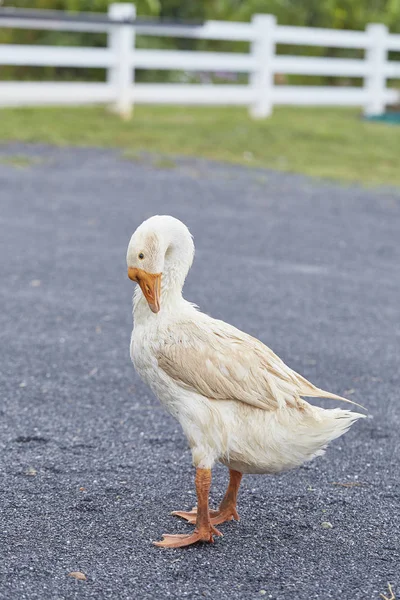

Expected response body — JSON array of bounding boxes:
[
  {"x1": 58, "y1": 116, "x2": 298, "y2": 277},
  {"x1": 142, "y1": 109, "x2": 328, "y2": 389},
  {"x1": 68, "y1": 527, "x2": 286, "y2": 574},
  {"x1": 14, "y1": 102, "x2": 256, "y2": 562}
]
[
  {"x1": 127, "y1": 215, "x2": 364, "y2": 547},
  {"x1": 132, "y1": 302, "x2": 361, "y2": 475}
]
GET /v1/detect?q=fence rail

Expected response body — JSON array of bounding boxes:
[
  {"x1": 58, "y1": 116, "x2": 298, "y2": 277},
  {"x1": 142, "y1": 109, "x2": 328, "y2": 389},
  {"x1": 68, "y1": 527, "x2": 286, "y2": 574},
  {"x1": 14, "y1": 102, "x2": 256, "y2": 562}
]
[{"x1": 0, "y1": 3, "x2": 399, "y2": 118}]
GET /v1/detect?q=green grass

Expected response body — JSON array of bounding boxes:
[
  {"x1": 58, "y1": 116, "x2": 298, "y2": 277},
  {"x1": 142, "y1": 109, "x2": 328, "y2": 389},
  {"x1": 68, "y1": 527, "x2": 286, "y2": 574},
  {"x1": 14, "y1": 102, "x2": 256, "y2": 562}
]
[{"x1": 0, "y1": 105, "x2": 399, "y2": 186}]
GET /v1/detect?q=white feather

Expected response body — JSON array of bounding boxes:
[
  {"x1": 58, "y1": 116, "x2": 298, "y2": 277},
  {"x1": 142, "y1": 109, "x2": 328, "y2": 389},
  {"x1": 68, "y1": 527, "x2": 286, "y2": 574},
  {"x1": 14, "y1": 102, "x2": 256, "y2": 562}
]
[{"x1": 128, "y1": 216, "x2": 365, "y2": 473}]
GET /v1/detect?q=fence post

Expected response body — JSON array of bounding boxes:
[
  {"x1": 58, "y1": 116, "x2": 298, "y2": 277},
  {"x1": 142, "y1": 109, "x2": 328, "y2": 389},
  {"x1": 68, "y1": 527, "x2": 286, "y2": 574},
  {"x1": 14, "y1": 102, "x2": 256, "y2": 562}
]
[
  {"x1": 107, "y1": 3, "x2": 135, "y2": 119},
  {"x1": 250, "y1": 14, "x2": 276, "y2": 119},
  {"x1": 364, "y1": 23, "x2": 388, "y2": 116}
]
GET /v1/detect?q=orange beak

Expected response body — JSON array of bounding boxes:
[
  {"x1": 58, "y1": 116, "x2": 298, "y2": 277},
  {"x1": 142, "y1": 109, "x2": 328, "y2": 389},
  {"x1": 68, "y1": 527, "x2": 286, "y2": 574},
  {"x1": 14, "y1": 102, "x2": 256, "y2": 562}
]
[{"x1": 128, "y1": 267, "x2": 161, "y2": 314}]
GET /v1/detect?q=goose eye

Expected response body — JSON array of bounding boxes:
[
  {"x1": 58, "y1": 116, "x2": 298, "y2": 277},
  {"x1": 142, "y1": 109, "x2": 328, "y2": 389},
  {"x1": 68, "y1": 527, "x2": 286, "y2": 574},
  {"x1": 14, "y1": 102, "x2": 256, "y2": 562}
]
[{"x1": 138, "y1": 253, "x2": 144, "y2": 260}]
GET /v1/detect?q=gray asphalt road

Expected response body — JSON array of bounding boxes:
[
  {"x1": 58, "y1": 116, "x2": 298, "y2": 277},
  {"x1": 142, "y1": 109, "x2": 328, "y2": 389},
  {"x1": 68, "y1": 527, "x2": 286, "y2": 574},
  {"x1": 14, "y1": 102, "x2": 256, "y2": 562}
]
[{"x1": 0, "y1": 144, "x2": 399, "y2": 600}]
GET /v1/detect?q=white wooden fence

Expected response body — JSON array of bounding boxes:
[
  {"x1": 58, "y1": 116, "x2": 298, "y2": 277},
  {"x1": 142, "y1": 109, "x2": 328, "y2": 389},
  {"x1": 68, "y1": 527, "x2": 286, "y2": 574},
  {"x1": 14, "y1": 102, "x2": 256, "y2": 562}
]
[{"x1": 0, "y1": 4, "x2": 399, "y2": 119}]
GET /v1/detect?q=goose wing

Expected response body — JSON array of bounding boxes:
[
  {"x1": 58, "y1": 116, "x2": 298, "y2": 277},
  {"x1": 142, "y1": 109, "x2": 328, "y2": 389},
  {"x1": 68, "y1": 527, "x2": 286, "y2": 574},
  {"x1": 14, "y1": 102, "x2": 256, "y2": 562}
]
[{"x1": 157, "y1": 318, "x2": 363, "y2": 411}]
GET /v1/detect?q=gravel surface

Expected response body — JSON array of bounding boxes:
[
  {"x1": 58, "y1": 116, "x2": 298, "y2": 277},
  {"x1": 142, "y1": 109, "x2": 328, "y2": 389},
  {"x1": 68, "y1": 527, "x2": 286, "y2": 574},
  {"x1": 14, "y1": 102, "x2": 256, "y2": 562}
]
[{"x1": 0, "y1": 144, "x2": 399, "y2": 600}]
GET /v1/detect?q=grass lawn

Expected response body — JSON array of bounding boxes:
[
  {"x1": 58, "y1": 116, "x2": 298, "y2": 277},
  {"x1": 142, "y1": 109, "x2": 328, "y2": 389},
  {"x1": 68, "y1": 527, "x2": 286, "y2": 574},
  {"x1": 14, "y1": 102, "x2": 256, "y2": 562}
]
[{"x1": 0, "y1": 105, "x2": 399, "y2": 186}]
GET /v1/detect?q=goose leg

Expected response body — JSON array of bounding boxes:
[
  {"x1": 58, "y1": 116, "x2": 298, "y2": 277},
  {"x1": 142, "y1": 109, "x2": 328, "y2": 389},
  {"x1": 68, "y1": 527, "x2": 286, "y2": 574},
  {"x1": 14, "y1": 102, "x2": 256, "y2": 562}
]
[
  {"x1": 154, "y1": 468, "x2": 222, "y2": 548},
  {"x1": 172, "y1": 469, "x2": 242, "y2": 526}
]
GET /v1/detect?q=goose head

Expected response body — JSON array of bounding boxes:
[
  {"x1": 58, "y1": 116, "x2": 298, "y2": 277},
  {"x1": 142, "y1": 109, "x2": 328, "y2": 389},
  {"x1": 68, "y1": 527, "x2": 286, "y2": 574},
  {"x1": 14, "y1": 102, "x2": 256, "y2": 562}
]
[{"x1": 126, "y1": 215, "x2": 195, "y2": 314}]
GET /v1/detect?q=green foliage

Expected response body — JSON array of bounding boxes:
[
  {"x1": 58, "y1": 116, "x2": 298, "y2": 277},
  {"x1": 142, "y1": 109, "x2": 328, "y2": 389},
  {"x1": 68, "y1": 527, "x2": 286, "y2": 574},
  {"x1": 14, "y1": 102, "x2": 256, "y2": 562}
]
[
  {"x1": 199, "y1": 0, "x2": 400, "y2": 32},
  {"x1": 1, "y1": 0, "x2": 159, "y2": 16}
]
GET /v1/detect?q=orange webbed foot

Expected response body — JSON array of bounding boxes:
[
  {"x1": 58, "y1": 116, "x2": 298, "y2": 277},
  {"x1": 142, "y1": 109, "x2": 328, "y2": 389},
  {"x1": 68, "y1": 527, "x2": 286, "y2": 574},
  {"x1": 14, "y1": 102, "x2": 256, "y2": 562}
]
[
  {"x1": 172, "y1": 506, "x2": 239, "y2": 526},
  {"x1": 154, "y1": 525, "x2": 222, "y2": 548},
  {"x1": 212, "y1": 506, "x2": 240, "y2": 525},
  {"x1": 171, "y1": 507, "x2": 220, "y2": 524}
]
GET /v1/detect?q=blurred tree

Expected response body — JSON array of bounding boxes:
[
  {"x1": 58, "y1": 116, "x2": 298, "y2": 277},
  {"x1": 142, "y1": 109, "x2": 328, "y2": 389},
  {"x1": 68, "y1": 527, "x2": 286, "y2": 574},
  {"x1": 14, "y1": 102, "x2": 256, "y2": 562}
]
[
  {"x1": 4, "y1": 0, "x2": 398, "y2": 29},
  {"x1": 199, "y1": 0, "x2": 400, "y2": 31},
  {"x1": 1, "y1": 0, "x2": 160, "y2": 15}
]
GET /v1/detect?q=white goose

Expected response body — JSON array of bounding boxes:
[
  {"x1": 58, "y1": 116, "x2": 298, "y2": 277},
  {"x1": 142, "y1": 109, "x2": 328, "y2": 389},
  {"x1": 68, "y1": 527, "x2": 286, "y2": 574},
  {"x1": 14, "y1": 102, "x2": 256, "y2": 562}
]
[{"x1": 127, "y1": 215, "x2": 365, "y2": 549}]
